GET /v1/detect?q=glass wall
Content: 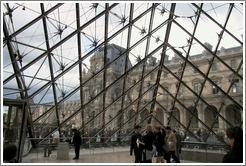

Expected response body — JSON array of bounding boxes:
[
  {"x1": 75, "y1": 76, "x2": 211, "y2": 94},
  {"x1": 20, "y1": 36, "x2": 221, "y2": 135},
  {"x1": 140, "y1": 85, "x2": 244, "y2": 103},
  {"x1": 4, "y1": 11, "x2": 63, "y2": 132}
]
[{"x1": 1, "y1": 3, "x2": 243, "y2": 162}]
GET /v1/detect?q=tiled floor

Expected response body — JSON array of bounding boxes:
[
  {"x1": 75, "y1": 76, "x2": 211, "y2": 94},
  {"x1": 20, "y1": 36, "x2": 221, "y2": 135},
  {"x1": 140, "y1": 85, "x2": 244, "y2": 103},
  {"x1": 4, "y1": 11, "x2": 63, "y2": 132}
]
[
  {"x1": 23, "y1": 150, "x2": 134, "y2": 163},
  {"x1": 21, "y1": 146, "x2": 195, "y2": 163},
  {"x1": 22, "y1": 146, "x2": 135, "y2": 163}
]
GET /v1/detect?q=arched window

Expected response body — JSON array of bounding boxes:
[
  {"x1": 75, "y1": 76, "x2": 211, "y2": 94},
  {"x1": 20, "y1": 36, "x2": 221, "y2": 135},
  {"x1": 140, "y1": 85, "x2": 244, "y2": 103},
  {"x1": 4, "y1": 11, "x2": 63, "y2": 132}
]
[{"x1": 234, "y1": 109, "x2": 241, "y2": 124}]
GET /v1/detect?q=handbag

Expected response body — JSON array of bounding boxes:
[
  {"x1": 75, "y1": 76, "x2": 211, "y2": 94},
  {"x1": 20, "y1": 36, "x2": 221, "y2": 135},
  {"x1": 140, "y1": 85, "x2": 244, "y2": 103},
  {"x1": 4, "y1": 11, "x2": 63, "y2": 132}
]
[{"x1": 162, "y1": 140, "x2": 169, "y2": 153}]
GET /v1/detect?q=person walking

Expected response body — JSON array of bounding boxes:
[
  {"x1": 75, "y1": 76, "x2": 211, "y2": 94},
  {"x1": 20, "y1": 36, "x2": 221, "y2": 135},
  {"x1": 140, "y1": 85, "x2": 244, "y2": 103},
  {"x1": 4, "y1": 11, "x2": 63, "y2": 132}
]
[
  {"x1": 165, "y1": 126, "x2": 180, "y2": 163},
  {"x1": 130, "y1": 125, "x2": 143, "y2": 163},
  {"x1": 153, "y1": 125, "x2": 165, "y2": 163},
  {"x1": 172, "y1": 129, "x2": 182, "y2": 161},
  {"x1": 222, "y1": 126, "x2": 243, "y2": 163},
  {"x1": 139, "y1": 124, "x2": 155, "y2": 163},
  {"x1": 71, "y1": 128, "x2": 82, "y2": 159}
]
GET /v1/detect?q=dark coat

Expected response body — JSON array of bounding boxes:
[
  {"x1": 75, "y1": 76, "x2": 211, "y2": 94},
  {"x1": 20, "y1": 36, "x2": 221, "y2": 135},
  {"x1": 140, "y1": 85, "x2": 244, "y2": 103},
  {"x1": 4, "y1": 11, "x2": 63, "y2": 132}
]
[
  {"x1": 222, "y1": 149, "x2": 243, "y2": 163},
  {"x1": 72, "y1": 131, "x2": 82, "y2": 147},
  {"x1": 175, "y1": 133, "x2": 182, "y2": 149},
  {"x1": 130, "y1": 132, "x2": 142, "y2": 155},
  {"x1": 142, "y1": 131, "x2": 155, "y2": 151},
  {"x1": 153, "y1": 131, "x2": 164, "y2": 152}
]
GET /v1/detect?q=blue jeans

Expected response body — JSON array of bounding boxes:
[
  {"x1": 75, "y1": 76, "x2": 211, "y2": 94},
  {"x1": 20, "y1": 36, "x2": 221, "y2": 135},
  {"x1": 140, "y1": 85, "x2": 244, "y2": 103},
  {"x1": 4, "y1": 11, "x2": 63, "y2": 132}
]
[{"x1": 152, "y1": 147, "x2": 157, "y2": 156}]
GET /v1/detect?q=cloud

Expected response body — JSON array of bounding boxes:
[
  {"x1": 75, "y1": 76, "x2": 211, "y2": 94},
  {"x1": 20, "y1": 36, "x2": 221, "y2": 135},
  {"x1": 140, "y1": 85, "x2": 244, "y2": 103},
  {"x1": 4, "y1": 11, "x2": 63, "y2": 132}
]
[{"x1": 2, "y1": 2, "x2": 243, "y2": 104}]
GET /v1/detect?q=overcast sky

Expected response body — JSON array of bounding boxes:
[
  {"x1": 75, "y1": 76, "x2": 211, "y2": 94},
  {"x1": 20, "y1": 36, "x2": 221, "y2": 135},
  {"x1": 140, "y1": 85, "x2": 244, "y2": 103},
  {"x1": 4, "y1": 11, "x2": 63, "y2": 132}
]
[{"x1": 1, "y1": 2, "x2": 243, "y2": 103}]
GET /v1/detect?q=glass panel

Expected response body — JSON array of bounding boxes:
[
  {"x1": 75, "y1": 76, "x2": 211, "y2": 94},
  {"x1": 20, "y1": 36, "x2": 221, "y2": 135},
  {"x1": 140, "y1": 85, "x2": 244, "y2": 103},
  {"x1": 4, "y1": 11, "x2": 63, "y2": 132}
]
[{"x1": 2, "y1": 3, "x2": 243, "y2": 163}]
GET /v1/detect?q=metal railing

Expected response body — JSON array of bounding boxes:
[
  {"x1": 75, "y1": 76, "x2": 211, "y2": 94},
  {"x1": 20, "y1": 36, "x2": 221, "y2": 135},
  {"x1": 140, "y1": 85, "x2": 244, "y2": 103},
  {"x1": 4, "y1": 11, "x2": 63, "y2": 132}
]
[{"x1": 7, "y1": 136, "x2": 229, "y2": 163}]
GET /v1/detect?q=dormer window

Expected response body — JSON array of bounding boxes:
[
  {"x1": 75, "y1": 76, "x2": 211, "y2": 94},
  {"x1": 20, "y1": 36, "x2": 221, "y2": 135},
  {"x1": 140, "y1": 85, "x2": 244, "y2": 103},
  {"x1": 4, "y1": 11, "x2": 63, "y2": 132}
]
[
  {"x1": 194, "y1": 82, "x2": 201, "y2": 94},
  {"x1": 177, "y1": 68, "x2": 182, "y2": 76}
]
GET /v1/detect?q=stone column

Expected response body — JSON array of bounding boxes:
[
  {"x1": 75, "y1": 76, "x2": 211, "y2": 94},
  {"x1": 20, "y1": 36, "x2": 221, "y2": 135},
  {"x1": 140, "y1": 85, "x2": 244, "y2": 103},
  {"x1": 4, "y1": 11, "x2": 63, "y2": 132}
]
[
  {"x1": 197, "y1": 102, "x2": 205, "y2": 129},
  {"x1": 164, "y1": 112, "x2": 168, "y2": 126},
  {"x1": 219, "y1": 108, "x2": 226, "y2": 130},
  {"x1": 179, "y1": 109, "x2": 185, "y2": 131}
]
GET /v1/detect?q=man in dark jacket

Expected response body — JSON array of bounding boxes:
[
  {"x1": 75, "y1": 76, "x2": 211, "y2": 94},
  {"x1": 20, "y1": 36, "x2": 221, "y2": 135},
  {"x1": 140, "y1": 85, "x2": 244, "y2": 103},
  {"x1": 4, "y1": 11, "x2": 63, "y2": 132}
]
[
  {"x1": 130, "y1": 125, "x2": 142, "y2": 163},
  {"x1": 173, "y1": 129, "x2": 182, "y2": 160},
  {"x1": 72, "y1": 128, "x2": 82, "y2": 159}
]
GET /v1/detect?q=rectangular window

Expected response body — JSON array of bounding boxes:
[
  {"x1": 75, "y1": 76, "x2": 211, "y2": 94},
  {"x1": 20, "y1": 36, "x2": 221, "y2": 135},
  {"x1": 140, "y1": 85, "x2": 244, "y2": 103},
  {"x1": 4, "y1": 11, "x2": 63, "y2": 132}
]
[
  {"x1": 149, "y1": 89, "x2": 154, "y2": 98},
  {"x1": 194, "y1": 83, "x2": 200, "y2": 94},
  {"x1": 164, "y1": 86, "x2": 169, "y2": 95},
  {"x1": 96, "y1": 87, "x2": 100, "y2": 101},
  {"x1": 84, "y1": 90, "x2": 89, "y2": 102},
  {"x1": 211, "y1": 62, "x2": 217, "y2": 71},
  {"x1": 163, "y1": 71, "x2": 168, "y2": 78},
  {"x1": 194, "y1": 66, "x2": 198, "y2": 73},
  {"x1": 212, "y1": 81, "x2": 219, "y2": 94},
  {"x1": 138, "y1": 75, "x2": 141, "y2": 81},
  {"x1": 163, "y1": 86, "x2": 169, "y2": 99},
  {"x1": 231, "y1": 59, "x2": 237, "y2": 69},
  {"x1": 178, "y1": 85, "x2": 183, "y2": 97},
  {"x1": 232, "y1": 79, "x2": 240, "y2": 93},
  {"x1": 150, "y1": 73, "x2": 154, "y2": 80}
]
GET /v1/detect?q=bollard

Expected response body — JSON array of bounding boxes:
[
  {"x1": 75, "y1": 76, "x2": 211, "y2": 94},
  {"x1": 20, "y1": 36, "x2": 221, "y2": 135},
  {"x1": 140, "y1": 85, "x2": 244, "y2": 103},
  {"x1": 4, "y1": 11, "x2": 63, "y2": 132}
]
[
  {"x1": 44, "y1": 145, "x2": 48, "y2": 157},
  {"x1": 48, "y1": 147, "x2": 52, "y2": 156},
  {"x1": 44, "y1": 144, "x2": 51, "y2": 157}
]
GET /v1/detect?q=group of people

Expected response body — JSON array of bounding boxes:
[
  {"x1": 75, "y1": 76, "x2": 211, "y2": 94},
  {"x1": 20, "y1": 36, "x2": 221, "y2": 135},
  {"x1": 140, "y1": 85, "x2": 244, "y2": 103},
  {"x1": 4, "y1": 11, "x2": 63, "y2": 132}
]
[
  {"x1": 2, "y1": 126, "x2": 243, "y2": 163},
  {"x1": 130, "y1": 125, "x2": 243, "y2": 163},
  {"x1": 130, "y1": 124, "x2": 182, "y2": 163}
]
